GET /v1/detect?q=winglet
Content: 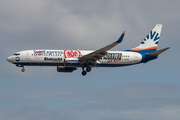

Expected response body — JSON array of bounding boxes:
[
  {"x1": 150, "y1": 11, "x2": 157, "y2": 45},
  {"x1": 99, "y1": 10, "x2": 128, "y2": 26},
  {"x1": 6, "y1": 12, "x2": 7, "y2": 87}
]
[{"x1": 116, "y1": 31, "x2": 126, "y2": 43}]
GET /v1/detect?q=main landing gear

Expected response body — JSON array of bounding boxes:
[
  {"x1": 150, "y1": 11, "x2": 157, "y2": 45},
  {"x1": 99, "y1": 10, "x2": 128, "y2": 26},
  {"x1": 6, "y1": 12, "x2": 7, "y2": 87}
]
[{"x1": 82, "y1": 67, "x2": 91, "y2": 76}]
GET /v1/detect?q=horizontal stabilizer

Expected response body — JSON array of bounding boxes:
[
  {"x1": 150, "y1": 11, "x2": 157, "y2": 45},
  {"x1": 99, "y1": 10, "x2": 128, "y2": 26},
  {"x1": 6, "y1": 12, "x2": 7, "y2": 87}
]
[{"x1": 146, "y1": 47, "x2": 170, "y2": 56}]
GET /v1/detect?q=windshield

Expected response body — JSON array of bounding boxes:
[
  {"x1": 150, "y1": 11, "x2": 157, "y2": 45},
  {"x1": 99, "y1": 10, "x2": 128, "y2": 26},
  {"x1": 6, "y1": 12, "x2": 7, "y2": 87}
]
[{"x1": 13, "y1": 53, "x2": 20, "y2": 56}]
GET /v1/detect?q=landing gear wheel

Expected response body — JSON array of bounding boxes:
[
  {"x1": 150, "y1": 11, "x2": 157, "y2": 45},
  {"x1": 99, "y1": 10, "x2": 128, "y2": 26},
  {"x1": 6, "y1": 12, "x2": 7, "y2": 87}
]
[
  {"x1": 21, "y1": 68, "x2": 25, "y2": 72},
  {"x1": 82, "y1": 71, "x2": 87, "y2": 76},
  {"x1": 86, "y1": 67, "x2": 91, "y2": 72}
]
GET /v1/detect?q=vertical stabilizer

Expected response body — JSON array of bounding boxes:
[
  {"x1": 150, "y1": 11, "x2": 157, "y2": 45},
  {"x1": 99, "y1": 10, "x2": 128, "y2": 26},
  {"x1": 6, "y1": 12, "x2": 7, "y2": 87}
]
[{"x1": 129, "y1": 24, "x2": 162, "y2": 52}]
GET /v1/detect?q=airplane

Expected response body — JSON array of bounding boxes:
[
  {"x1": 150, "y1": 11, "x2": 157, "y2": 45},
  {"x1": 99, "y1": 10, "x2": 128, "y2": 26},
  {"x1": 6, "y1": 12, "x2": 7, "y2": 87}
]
[{"x1": 7, "y1": 24, "x2": 170, "y2": 76}]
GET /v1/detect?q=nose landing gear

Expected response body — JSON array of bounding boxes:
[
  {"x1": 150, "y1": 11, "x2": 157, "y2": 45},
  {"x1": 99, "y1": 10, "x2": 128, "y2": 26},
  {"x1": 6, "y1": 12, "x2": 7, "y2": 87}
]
[
  {"x1": 21, "y1": 66, "x2": 25, "y2": 72},
  {"x1": 16, "y1": 64, "x2": 25, "y2": 72}
]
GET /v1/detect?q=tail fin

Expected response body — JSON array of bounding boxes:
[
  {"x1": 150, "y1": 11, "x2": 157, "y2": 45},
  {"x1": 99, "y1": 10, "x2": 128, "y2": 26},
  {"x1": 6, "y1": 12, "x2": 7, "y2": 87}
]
[{"x1": 129, "y1": 24, "x2": 162, "y2": 53}]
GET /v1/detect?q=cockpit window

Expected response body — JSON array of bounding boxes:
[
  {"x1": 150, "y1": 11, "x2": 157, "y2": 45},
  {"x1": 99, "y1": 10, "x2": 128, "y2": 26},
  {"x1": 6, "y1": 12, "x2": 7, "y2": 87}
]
[{"x1": 13, "y1": 53, "x2": 20, "y2": 56}]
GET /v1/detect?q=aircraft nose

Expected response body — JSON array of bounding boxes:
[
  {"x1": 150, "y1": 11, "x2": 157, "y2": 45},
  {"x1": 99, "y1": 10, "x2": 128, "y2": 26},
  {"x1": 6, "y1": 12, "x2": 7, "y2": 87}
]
[
  {"x1": 6, "y1": 56, "x2": 13, "y2": 63},
  {"x1": 6, "y1": 57, "x2": 10, "y2": 62}
]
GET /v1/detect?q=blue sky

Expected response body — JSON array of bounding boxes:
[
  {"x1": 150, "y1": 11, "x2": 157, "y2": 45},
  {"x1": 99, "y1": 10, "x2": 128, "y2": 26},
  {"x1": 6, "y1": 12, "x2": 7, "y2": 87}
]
[{"x1": 0, "y1": 0, "x2": 180, "y2": 120}]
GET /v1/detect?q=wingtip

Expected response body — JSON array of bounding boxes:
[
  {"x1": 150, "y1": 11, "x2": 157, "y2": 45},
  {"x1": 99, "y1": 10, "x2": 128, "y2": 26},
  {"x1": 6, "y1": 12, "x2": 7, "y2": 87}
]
[{"x1": 116, "y1": 31, "x2": 126, "y2": 43}]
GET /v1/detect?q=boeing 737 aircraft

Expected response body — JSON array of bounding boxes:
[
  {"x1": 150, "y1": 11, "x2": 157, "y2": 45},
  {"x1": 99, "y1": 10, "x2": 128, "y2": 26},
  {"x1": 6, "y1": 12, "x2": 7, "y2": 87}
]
[{"x1": 7, "y1": 24, "x2": 169, "y2": 76}]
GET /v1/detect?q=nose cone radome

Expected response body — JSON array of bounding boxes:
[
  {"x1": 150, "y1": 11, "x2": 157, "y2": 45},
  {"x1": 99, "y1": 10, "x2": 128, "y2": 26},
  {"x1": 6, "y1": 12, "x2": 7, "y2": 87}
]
[
  {"x1": 6, "y1": 57, "x2": 10, "y2": 62},
  {"x1": 6, "y1": 56, "x2": 13, "y2": 63}
]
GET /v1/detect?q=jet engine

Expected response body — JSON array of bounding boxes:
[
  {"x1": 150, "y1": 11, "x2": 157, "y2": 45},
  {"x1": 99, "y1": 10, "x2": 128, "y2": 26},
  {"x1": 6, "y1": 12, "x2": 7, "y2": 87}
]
[{"x1": 57, "y1": 66, "x2": 76, "y2": 72}]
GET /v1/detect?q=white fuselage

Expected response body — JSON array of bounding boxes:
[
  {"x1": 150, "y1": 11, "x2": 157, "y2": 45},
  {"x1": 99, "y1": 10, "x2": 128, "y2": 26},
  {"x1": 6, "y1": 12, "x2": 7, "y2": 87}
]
[
  {"x1": 6, "y1": 24, "x2": 166, "y2": 75},
  {"x1": 7, "y1": 49, "x2": 142, "y2": 67}
]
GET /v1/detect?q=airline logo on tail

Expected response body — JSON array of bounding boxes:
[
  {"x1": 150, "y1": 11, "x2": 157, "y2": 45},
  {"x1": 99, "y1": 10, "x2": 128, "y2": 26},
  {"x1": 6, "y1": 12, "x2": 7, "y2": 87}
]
[
  {"x1": 141, "y1": 31, "x2": 160, "y2": 45},
  {"x1": 129, "y1": 24, "x2": 162, "y2": 51}
]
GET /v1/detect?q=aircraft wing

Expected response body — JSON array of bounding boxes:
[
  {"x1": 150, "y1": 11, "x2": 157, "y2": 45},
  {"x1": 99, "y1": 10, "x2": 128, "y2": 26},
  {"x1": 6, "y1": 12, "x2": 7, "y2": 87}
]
[{"x1": 79, "y1": 31, "x2": 126, "y2": 64}]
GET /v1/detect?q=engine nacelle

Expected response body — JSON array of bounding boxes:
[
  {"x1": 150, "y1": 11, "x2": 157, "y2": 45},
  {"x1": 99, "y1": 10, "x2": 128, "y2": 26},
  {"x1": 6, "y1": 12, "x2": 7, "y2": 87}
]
[{"x1": 57, "y1": 66, "x2": 76, "y2": 72}]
